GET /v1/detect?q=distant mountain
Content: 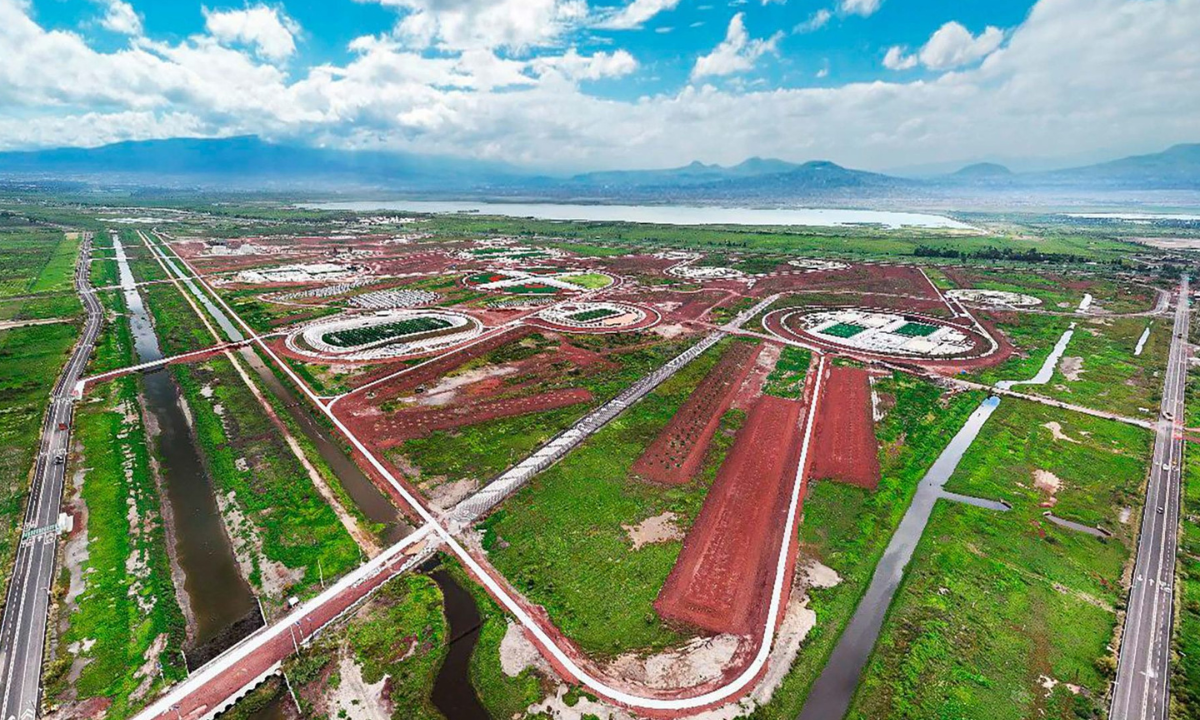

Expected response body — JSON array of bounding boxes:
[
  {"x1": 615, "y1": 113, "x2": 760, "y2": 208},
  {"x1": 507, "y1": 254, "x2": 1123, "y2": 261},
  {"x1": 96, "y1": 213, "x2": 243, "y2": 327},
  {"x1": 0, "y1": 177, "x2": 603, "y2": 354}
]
[
  {"x1": 0, "y1": 136, "x2": 528, "y2": 190},
  {"x1": 0, "y1": 135, "x2": 1197, "y2": 198},
  {"x1": 952, "y1": 162, "x2": 1012, "y2": 178},
  {"x1": 1040, "y1": 143, "x2": 1200, "y2": 188}
]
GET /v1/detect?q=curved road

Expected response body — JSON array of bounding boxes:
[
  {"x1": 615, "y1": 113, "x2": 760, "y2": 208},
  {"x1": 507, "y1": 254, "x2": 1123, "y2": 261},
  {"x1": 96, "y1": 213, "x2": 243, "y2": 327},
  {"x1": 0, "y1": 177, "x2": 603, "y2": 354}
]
[{"x1": 0, "y1": 232, "x2": 102, "y2": 720}]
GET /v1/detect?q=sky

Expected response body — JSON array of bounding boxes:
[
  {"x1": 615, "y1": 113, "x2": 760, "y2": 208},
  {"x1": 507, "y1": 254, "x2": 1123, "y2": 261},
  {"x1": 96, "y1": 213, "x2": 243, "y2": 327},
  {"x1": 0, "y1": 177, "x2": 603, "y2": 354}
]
[{"x1": 0, "y1": 0, "x2": 1197, "y2": 172}]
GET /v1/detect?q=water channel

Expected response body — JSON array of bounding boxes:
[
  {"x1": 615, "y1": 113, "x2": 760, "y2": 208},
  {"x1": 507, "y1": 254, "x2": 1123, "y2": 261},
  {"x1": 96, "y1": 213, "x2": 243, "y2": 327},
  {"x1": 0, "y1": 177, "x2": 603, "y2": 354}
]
[
  {"x1": 799, "y1": 321, "x2": 1078, "y2": 720},
  {"x1": 114, "y1": 236, "x2": 261, "y2": 665}
]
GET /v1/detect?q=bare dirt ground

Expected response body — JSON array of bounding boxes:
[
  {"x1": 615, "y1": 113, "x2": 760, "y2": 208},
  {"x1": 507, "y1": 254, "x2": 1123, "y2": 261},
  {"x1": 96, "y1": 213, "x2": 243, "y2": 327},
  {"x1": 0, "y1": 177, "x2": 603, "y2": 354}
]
[{"x1": 807, "y1": 365, "x2": 881, "y2": 489}]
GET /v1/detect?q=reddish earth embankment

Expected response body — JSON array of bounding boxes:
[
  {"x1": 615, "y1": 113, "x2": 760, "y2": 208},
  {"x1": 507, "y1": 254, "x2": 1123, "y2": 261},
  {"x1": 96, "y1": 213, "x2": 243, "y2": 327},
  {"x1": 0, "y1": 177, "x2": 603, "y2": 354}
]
[
  {"x1": 631, "y1": 341, "x2": 762, "y2": 485},
  {"x1": 655, "y1": 394, "x2": 805, "y2": 635},
  {"x1": 808, "y1": 365, "x2": 881, "y2": 489}
]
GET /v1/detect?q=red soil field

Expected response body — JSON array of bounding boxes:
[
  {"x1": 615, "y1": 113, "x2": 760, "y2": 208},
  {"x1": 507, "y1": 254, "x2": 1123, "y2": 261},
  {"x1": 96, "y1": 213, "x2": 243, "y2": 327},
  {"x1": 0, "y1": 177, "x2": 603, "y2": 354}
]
[
  {"x1": 807, "y1": 365, "x2": 881, "y2": 489},
  {"x1": 655, "y1": 394, "x2": 806, "y2": 635},
  {"x1": 631, "y1": 341, "x2": 762, "y2": 484},
  {"x1": 365, "y1": 388, "x2": 593, "y2": 448}
]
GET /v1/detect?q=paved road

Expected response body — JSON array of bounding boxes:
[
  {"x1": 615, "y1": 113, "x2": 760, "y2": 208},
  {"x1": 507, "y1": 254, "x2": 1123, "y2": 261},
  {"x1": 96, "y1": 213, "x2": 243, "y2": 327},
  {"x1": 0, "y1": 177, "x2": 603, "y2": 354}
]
[
  {"x1": 0, "y1": 233, "x2": 103, "y2": 720},
  {"x1": 1110, "y1": 277, "x2": 1190, "y2": 720}
]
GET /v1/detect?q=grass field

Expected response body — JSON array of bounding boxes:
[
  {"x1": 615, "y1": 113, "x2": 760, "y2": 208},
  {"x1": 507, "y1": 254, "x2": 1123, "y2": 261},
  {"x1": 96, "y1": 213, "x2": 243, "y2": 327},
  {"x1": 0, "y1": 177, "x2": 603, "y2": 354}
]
[
  {"x1": 0, "y1": 229, "x2": 72, "y2": 297},
  {"x1": 822, "y1": 322, "x2": 868, "y2": 338},
  {"x1": 0, "y1": 323, "x2": 78, "y2": 602},
  {"x1": 26, "y1": 232, "x2": 81, "y2": 295},
  {"x1": 323, "y1": 316, "x2": 451, "y2": 348},
  {"x1": 44, "y1": 373, "x2": 187, "y2": 718},
  {"x1": 484, "y1": 341, "x2": 744, "y2": 656},
  {"x1": 762, "y1": 346, "x2": 812, "y2": 399},
  {"x1": 847, "y1": 400, "x2": 1151, "y2": 720},
  {"x1": 561, "y1": 272, "x2": 613, "y2": 290},
  {"x1": 287, "y1": 574, "x2": 447, "y2": 719},
  {"x1": 1171, "y1": 393, "x2": 1200, "y2": 719},
  {"x1": 749, "y1": 374, "x2": 985, "y2": 720}
]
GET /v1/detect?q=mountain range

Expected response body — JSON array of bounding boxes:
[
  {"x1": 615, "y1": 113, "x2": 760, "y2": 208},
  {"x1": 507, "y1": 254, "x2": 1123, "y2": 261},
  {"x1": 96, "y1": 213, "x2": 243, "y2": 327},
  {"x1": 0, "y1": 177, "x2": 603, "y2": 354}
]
[{"x1": 1, "y1": 136, "x2": 1198, "y2": 200}]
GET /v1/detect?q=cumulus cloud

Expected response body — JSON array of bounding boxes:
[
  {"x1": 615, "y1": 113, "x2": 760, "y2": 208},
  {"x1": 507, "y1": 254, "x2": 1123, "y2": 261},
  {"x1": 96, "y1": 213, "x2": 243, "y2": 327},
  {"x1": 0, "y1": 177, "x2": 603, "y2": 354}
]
[
  {"x1": 884, "y1": 21, "x2": 1003, "y2": 71},
  {"x1": 99, "y1": 0, "x2": 142, "y2": 36},
  {"x1": 595, "y1": 0, "x2": 681, "y2": 30},
  {"x1": 370, "y1": 0, "x2": 588, "y2": 51},
  {"x1": 691, "y1": 13, "x2": 782, "y2": 80},
  {"x1": 531, "y1": 48, "x2": 638, "y2": 80},
  {"x1": 0, "y1": 0, "x2": 1198, "y2": 175},
  {"x1": 203, "y1": 5, "x2": 299, "y2": 62},
  {"x1": 795, "y1": 8, "x2": 832, "y2": 33},
  {"x1": 840, "y1": 0, "x2": 881, "y2": 17}
]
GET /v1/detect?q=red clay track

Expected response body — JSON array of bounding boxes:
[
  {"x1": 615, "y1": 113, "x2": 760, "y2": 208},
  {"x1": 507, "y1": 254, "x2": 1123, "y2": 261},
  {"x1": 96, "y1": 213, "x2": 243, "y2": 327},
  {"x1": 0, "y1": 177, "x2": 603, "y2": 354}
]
[
  {"x1": 807, "y1": 366, "x2": 881, "y2": 489},
  {"x1": 655, "y1": 394, "x2": 806, "y2": 636},
  {"x1": 631, "y1": 342, "x2": 762, "y2": 485}
]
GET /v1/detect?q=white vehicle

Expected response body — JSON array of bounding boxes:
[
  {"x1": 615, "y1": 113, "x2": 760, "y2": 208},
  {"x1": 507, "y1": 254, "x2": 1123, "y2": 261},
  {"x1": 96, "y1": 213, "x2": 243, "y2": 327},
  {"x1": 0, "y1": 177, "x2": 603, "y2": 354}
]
[{"x1": 1162, "y1": 462, "x2": 1172, "y2": 471}]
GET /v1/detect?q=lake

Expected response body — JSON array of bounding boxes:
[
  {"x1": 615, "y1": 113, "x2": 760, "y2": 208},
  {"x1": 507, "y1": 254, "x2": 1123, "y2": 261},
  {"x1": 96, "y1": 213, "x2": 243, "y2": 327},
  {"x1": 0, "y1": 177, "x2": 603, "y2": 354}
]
[{"x1": 299, "y1": 200, "x2": 976, "y2": 230}]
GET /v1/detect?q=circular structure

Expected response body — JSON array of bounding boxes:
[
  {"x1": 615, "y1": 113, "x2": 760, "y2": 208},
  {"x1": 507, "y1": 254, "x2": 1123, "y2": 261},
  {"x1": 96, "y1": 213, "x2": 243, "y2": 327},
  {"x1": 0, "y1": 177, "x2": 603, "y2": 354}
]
[
  {"x1": 946, "y1": 289, "x2": 1042, "y2": 308},
  {"x1": 772, "y1": 308, "x2": 988, "y2": 359},
  {"x1": 787, "y1": 258, "x2": 849, "y2": 272},
  {"x1": 464, "y1": 268, "x2": 614, "y2": 295},
  {"x1": 286, "y1": 309, "x2": 482, "y2": 361},
  {"x1": 667, "y1": 264, "x2": 744, "y2": 281},
  {"x1": 535, "y1": 302, "x2": 657, "y2": 333}
]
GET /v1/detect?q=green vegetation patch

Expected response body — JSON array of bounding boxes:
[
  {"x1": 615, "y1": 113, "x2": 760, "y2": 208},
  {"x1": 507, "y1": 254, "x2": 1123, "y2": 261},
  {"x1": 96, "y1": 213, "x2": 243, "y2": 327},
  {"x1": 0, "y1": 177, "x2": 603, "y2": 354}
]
[
  {"x1": 567, "y1": 308, "x2": 620, "y2": 323},
  {"x1": 849, "y1": 399, "x2": 1151, "y2": 720},
  {"x1": 894, "y1": 321, "x2": 938, "y2": 337},
  {"x1": 44, "y1": 374, "x2": 187, "y2": 717},
  {"x1": 821, "y1": 322, "x2": 868, "y2": 338},
  {"x1": 560, "y1": 272, "x2": 613, "y2": 290},
  {"x1": 1174, "y1": 431, "x2": 1200, "y2": 719},
  {"x1": 762, "y1": 346, "x2": 812, "y2": 399},
  {"x1": 750, "y1": 374, "x2": 985, "y2": 720},
  {"x1": 485, "y1": 342, "x2": 743, "y2": 656},
  {"x1": 322, "y1": 316, "x2": 451, "y2": 348},
  {"x1": 0, "y1": 323, "x2": 78, "y2": 600}
]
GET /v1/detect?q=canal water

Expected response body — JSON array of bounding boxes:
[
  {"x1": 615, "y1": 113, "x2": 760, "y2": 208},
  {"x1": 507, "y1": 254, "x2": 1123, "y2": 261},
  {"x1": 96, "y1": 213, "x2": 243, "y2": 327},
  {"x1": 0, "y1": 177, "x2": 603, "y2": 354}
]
[
  {"x1": 430, "y1": 568, "x2": 490, "y2": 720},
  {"x1": 799, "y1": 323, "x2": 1078, "y2": 720},
  {"x1": 113, "y1": 236, "x2": 261, "y2": 665},
  {"x1": 144, "y1": 236, "x2": 411, "y2": 543}
]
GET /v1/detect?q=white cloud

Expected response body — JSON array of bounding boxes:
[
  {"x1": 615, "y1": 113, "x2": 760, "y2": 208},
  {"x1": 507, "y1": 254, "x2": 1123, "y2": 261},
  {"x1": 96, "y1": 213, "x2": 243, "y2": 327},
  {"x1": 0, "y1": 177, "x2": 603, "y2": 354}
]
[
  {"x1": 840, "y1": 0, "x2": 880, "y2": 17},
  {"x1": 203, "y1": 5, "x2": 299, "y2": 62},
  {"x1": 370, "y1": 0, "x2": 588, "y2": 51},
  {"x1": 0, "y1": 0, "x2": 1199, "y2": 176},
  {"x1": 595, "y1": 0, "x2": 680, "y2": 30},
  {"x1": 795, "y1": 8, "x2": 831, "y2": 33},
  {"x1": 918, "y1": 22, "x2": 1003, "y2": 70},
  {"x1": 882, "y1": 45, "x2": 916, "y2": 70},
  {"x1": 99, "y1": 0, "x2": 142, "y2": 36},
  {"x1": 531, "y1": 48, "x2": 638, "y2": 80},
  {"x1": 691, "y1": 13, "x2": 782, "y2": 80},
  {"x1": 884, "y1": 21, "x2": 1004, "y2": 72}
]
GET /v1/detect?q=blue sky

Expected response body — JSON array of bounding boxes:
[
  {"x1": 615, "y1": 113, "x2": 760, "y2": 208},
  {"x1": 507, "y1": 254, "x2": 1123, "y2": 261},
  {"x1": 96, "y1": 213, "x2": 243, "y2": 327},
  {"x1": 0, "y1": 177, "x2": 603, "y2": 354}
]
[{"x1": 1, "y1": 0, "x2": 1197, "y2": 171}]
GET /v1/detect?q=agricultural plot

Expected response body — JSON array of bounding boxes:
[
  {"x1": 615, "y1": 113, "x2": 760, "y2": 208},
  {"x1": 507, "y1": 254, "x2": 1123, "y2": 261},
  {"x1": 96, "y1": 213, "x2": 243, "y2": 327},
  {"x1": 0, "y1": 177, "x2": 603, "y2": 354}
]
[
  {"x1": 483, "y1": 343, "x2": 742, "y2": 655},
  {"x1": 762, "y1": 346, "x2": 812, "y2": 399},
  {"x1": 0, "y1": 323, "x2": 78, "y2": 601},
  {"x1": 748, "y1": 375, "x2": 985, "y2": 720},
  {"x1": 849, "y1": 400, "x2": 1151, "y2": 720},
  {"x1": 0, "y1": 229, "x2": 71, "y2": 297},
  {"x1": 808, "y1": 366, "x2": 881, "y2": 489}
]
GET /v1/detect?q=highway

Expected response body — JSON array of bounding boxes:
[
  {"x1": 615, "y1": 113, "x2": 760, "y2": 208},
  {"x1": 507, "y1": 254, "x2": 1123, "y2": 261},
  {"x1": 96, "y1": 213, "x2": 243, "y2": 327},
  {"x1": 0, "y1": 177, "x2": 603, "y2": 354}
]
[
  {"x1": 1110, "y1": 276, "x2": 1190, "y2": 720},
  {"x1": 0, "y1": 232, "x2": 103, "y2": 720}
]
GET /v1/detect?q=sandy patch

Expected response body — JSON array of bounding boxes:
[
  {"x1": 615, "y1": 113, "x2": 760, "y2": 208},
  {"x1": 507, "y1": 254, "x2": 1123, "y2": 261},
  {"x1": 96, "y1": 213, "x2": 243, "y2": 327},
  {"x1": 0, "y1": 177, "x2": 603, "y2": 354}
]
[
  {"x1": 413, "y1": 365, "x2": 517, "y2": 407},
  {"x1": 653, "y1": 323, "x2": 688, "y2": 339},
  {"x1": 130, "y1": 634, "x2": 168, "y2": 701},
  {"x1": 1038, "y1": 674, "x2": 1083, "y2": 697},
  {"x1": 1060, "y1": 356, "x2": 1084, "y2": 381},
  {"x1": 499, "y1": 620, "x2": 552, "y2": 677},
  {"x1": 424, "y1": 477, "x2": 480, "y2": 512},
  {"x1": 622, "y1": 511, "x2": 684, "y2": 550},
  {"x1": 1042, "y1": 422, "x2": 1080, "y2": 444},
  {"x1": 1120, "y1": 506, "x2": 1132, "y2": 524},
  {"x1": 1033, "y1": 470, "x2": 1062, "y2": 506},
  {"x1": 323, "y1": 651, "x2": 392, "y2": 720}
]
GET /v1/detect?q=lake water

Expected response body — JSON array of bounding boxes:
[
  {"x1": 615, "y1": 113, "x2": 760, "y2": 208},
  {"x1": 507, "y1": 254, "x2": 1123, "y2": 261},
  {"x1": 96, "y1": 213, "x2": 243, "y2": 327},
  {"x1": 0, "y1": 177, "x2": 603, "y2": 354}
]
[{"x1": 299, "y1": 200, "x2": 975, "y2": 230}]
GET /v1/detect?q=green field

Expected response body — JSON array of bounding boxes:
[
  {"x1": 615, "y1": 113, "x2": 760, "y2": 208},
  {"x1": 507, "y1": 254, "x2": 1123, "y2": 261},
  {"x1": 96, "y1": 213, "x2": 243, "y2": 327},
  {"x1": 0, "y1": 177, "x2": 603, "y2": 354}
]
[
  {"x1": 0, "y1": 229, "x2": 73, "y2": 297},
  {"x1": 762, "y1": 346, "x2": 812, "y2": 399},
  {"x1": 323, "y1": 316, "x2": 451, "y2": 347},
  {"x1": 567, "y1": 307, "x2": 620, "y2": 322},
  {"x1": 749, "y1": 374, "x2": 985, "y2": 720},
  {"x1": 894, "y1": 321, "x2": 938, "y2": 337},
  {"x1": 561, "y1": 272, "x2": 613, "y2": 290},
  {"x1": 1172, "y1": 389, "x2": 1200, "y2": 719},
  {"x1": 847, "y1": 400, "x2": 1150, "y2": 720},
  {"x1": 484, "y1": 341, "x2": 744, "y2": 656},
  {"x1": 822, "y1": 322, "x2": 868, "y2": 338},
  {"x1": 0, "y1": 323, "x2": 78, "y2": 602},
  {"x1": 287, "y1": 574, "x2": 447, "y2": 719},
  {"x1": 44, "y1": 373, "x2": 187, "y2": 718}
]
